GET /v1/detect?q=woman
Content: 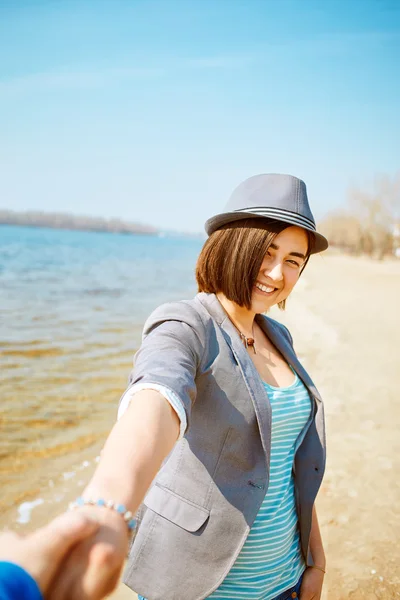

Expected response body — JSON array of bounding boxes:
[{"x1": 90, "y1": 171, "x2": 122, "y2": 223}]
[{"x1": 53, "y1": 174, "x2": 327, "y2": 600}]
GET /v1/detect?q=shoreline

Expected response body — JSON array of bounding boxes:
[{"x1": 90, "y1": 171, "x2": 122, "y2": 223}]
[{"x1": 0, "y1": 443, "x2": 103, "y2": 532}]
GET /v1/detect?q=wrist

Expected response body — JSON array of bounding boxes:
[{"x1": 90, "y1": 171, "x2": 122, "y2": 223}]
[
  {"x1": 69, "y1": 497, "x2": 136, "y2": 534},
  {"x1": 83, "y1": 477, "x2": 136, "y2": 514},
  {"x1": 308, "y1": 564, "x2": 326, "y2": 575}
]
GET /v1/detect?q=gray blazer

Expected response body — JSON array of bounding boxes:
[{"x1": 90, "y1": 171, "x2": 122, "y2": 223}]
[{"x1": 123, "y1": 292, "x2": 326, "y2": 600}]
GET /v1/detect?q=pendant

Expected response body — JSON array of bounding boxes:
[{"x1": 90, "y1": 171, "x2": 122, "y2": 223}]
[
  {"x1": 240, "y1": 333, "x2": 257, "y2": 354},
  {"x1": 247, "y1": 338, "x2": 257, "y2": 354}
]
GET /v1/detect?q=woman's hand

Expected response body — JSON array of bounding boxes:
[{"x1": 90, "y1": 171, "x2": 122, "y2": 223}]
[
  {"x1": 50, "y1": 505, "x2": 130, "y2": 600},
  {"x1": 300, "y1": 566, "x2": 325, "y2": 600}
]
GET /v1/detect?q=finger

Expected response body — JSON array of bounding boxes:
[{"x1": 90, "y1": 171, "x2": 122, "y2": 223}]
[
  {"x1": 48, "y1": 513, "x2": 127, "y2": 600},
  {"x1": 32, "y1": 512, "x2": 99, "y2": 560},
  {"x1": 49, "y1": 542, "x2": 93, "y2": 600},
  {"x1": 49, "y1": 541, "x2": 119, "y2": 600}
]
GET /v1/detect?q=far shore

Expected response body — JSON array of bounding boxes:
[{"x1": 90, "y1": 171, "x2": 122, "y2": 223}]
[{"x1": 0, "y1": 209, "x2": 158, "y2": 236}]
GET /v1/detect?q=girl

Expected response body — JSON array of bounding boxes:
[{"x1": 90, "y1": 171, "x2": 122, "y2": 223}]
[{"x1": 53, "y1": 173, "x2": 328, "y2": 600}]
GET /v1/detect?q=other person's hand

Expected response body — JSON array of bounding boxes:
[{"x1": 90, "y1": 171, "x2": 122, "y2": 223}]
[
  {"x1": 300, "y1": 566, "x2": 325, "y2": 600},
  {"x1": 50, "y1": 504, "x2": 129, "y2": 600},
  {"x1": 0, "y1": 511, "x2": 99, "y2": 597}
]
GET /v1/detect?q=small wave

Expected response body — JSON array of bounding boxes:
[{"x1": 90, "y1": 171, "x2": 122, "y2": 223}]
[
  {"x1": 17, "y1": 498, "x2": 44, "y2": 524},
  {"x1": 25, "y1": 417, "x2": 80, "y2": 430},
  {"x1": 2, "y1": 433, "x2": 104, "y2": 466},
  {"x1": 0, "y1": 347, "x2": 65, "y2": 358},
  {"x1": 100, "y1": 326, "x2": 126, "y2": 334},
  {"x1": 0, "y1": 339, "x2": 44, "y2": 348},
  {"x1": 53, "y1": 494, "x2": 65, "y2": 503}
]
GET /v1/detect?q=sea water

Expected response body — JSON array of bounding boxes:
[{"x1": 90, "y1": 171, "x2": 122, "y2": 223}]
[{"x1": 0, "y1": 224, "x2": 203, "y2": 516}]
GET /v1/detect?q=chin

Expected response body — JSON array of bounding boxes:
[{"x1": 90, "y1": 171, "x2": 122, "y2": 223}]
[{"x1": 251, "y1": 299, "x2": 275, "y2": 314}]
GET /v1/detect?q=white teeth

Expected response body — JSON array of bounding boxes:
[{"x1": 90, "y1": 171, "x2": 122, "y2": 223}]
[{"x1": 256, "y1": 283, "x2": 276, "y2": 293}]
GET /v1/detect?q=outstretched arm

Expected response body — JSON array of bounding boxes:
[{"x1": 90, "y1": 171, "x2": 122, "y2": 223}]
[
  {"x1": 50, "y1": 312, "x2": 200, "y2": 599},
  {"x1": 50, "y1": 389, "x2": 180, "y2": 600}
]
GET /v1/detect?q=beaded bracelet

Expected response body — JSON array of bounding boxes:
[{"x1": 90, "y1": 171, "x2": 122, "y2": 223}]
[{"x1": 69, "y1": 497, "x2": 136, "y2": 532}]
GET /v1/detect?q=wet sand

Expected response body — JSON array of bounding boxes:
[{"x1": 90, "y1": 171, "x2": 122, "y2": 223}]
[{"x1": 2, "y1": 253, "x2": 399, "y2": 599}]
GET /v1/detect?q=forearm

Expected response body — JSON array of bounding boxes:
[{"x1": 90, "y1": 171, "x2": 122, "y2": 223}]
[
  {"x1": 309, "y1": 504, "x2": 326, "y2": 569},
  {"x1": 83, "y1": 389, "x2": 180, "y2": 514}
]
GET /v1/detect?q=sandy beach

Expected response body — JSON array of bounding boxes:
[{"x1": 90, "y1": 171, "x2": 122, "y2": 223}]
[{"x1": 2, "y1": 252, "x2": 399, "y2": 599}]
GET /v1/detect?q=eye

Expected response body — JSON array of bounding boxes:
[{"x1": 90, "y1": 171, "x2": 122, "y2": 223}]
[{"x1": 287, "y1": 259, "x2": 301, "y2": 267}]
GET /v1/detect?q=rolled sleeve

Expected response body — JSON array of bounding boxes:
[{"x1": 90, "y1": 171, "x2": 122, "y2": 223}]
[{"x1": 117, "y1": 383, "x2": 187, "y2": 440}]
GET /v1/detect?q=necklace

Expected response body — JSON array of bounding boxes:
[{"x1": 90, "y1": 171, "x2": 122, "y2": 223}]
[{"x1": 234, "y1": 324, "x2": 257, "y2": 354}]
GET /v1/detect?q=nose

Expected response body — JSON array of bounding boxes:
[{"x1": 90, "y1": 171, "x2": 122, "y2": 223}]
[{"x1": 264, "y1": 260, "x2": 284, "y2": 282}]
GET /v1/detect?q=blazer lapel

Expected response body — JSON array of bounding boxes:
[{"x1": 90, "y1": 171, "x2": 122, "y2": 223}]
[{"x1": 196, "y1": 293, "x2": 273, "y2": 464}]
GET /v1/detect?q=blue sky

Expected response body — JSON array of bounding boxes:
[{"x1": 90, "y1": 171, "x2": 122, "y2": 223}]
[{"x1": 0, "y1": 0, "x2": 399, "y2": 233}]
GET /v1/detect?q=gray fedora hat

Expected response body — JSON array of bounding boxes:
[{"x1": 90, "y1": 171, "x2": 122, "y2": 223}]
[{"x1": 205, "y1": 173, "x2": 328, "y2": 254}]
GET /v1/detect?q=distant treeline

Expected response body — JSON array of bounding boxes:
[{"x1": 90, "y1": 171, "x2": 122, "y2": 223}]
[
  {"x1": 318, "y1": 172, "x2": 400, "y2": 259},
  {"x1": 0, "y1": 209, "x2": 158, "y2": 236}
]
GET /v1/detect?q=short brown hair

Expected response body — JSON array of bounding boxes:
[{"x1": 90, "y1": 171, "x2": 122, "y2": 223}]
[{"x1": 196, "y1": 218, "x2": 313, "y2": 310}]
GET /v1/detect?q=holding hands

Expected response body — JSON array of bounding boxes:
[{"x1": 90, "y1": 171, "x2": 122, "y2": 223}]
[
  {"x1": 50, "y1": 504, "x2": 129, "y2": 600},
  {"x1": 0, "y1": 506, "x2": 129, "y2": 600}
]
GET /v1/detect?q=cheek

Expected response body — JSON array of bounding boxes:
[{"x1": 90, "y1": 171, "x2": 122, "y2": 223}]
[{"x1": 283, "y1": 272, "x2": 300, "y2": 293}]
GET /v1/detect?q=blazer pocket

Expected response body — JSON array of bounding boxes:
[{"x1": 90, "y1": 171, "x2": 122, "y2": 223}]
[{"x1": 144, "y1": 483, "x2": 210, "y2": 532}]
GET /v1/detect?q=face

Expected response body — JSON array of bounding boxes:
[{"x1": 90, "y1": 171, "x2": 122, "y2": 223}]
[{"x1": 251, "y1": 226, "x2": 309, "y2": 313}]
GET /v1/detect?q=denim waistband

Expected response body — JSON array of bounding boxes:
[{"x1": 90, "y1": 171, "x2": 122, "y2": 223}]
[{"x1": 272, "y1": 573, "x2": 303, "y2": 600}]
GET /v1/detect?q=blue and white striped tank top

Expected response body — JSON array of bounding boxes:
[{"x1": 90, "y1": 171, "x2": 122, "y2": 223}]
[{"x1": 208, "y1": 371, "x2": 312, "y2": 600}]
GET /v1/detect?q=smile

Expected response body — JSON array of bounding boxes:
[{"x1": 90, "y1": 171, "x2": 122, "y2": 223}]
[{"x1": 255, "y1": 282, "x2": 278, "y2": 295}]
